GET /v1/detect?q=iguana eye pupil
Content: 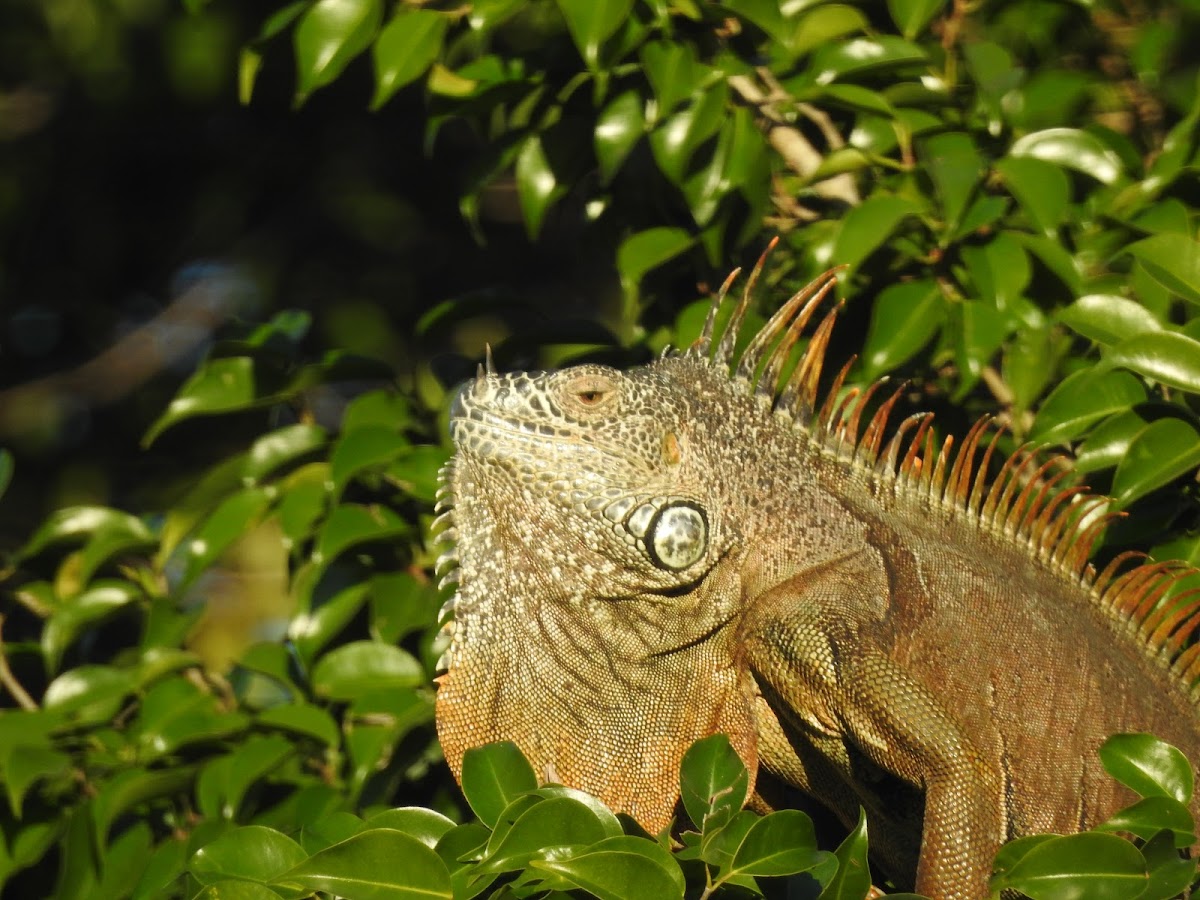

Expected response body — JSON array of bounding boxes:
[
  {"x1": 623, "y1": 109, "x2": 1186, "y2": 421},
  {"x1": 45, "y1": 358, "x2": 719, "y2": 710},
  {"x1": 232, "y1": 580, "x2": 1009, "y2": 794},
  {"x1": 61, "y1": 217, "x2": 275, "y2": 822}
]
[
  {"x1": 646, "y1": 501, "x2": 708, "y2": 571},
  {"x1": 578, "y1": 391, "x2": 603, "y2": 404}
]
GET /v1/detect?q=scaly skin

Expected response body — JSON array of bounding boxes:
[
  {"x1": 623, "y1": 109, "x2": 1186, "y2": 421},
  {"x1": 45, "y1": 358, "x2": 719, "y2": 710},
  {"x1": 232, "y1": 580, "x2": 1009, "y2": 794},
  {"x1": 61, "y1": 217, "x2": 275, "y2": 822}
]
[{"x1": 433, "y1": 264, "x2": 1200, "y2": 898}]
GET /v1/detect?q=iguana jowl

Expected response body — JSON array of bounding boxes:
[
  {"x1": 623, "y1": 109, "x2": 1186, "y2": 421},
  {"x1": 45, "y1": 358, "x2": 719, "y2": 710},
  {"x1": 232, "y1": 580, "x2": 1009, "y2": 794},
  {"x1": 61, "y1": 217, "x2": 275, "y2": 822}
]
[{"x1": 432, "y1": 252, "x2": 1200, "y2": 898}]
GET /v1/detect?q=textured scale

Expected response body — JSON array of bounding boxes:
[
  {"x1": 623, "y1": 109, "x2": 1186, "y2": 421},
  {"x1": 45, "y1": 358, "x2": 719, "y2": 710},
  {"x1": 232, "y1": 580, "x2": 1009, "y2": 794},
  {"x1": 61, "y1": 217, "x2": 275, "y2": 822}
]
[{"x1": 433, "y1": 246, "x2": 1200, "y2": 898}]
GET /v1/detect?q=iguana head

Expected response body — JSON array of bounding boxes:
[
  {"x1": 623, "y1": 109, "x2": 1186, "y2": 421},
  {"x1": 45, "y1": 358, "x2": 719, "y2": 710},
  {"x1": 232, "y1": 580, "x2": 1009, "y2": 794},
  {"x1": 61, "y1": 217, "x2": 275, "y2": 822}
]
[
  {"x1": 434, "y1": 356, "x2": 760, "y2": 829},
  {"x1": 434, "y1": 262, "x2": 844, "y2": 829}
]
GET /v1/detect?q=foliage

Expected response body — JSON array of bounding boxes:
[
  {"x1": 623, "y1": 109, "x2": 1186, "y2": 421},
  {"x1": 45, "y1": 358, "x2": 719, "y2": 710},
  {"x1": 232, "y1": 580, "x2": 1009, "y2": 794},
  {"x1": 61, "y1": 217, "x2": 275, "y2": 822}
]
[{"x1": 3, "y1": 0, "x2": 1200, "y2": 897}]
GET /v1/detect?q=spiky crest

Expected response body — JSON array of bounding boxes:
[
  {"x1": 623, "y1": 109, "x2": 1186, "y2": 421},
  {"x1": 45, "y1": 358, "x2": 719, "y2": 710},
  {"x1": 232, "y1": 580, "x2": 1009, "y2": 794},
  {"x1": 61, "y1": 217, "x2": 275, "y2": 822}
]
[{"x1": 689, "y1": 246, "x2": 1200, "y2": 701}]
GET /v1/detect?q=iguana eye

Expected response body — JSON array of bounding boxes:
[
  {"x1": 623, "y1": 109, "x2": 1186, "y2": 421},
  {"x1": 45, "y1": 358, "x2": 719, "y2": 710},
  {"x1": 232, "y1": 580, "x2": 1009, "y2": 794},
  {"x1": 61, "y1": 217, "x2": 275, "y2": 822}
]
[
  {"x1": 577, "y1": 390, "x2": 607, "y2": 405},
  {"x1": 646, "y1": 501, "x2": 708, "y2": 571}
]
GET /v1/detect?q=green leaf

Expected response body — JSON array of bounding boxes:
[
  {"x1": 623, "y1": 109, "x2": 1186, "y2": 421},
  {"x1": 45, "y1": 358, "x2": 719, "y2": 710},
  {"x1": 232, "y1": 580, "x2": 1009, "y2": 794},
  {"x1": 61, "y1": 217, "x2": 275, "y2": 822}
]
[
  {"x1": 816, "y1": 808, "x2": 870, "y2": 899},
  {"x1": 1003, "y1": 322, "x2": 1064, "y2": 414},
  {"x1": 1111, "y1": 417, "x2": 1200, "y2": 508},
  {"x1": 1137, "y1": 829, "x2": 1198, "y2": 900},
  {"x1": 553, "y1": 0, "x2": 634, "y2": 69},
  {"x1": 649, "y1": 83, "x2": 729, "y2": 186},
  {"x1": 952, "y1": 300, "x2": 1010, "y2": 397},
  {"x1": 833, "y1": 194, "x2": 922, "y2": 272},
  {"x1": 1010, "y1": 127, "x2": 1125, "y2": 184},
  {"x1": 460, "y1": 742, "x2": 539, "y2": 828},
  {"x1": 330, "y1": 425, "x2": 408, "y2": 496},
  {"x1": 282, "y1": 828, "x2": 452, "y2": 899},
  {"x1": 961, "y1": 231, "x2": 1030, "y2": 311},
  {"x1": 639, "y1": 41, "x2": 699, "y2": 118},
  {"x1": 190, "y1": 825, "x2": 307, "y2": 885},
  {"x1": 478, "y1": 796, "x2": 617, "y2": 874},
  {"x1": 723, "y1": 809, "x2": 827, "y2": 877},
  {"x1": 1074, "y1": 409, "x2": 1153, "y2": 475},
  {"x1": 0, "y1": 448, "x2": 12, "y2": 500},
  {"x1": 315, "y1": 503, "x2": 411, "y2": 563},
  {"x1": 1125, "y1": 233, "x2": 1200, "y2": 305},
  {"x1": 366, "y1": 808, "x2": 456, "y2": 849},
  {"x1": 43, "y1": 665, "x2": 135, "y2": 726},
  {"x1": 294, "y1": 0, "x2": 383, "y2": 102},
  {"x1": 192, "y1": 881, "x2": 286, "y2": 900},
  {"x1": 257, "y1": 703, "x2": 340, "y2": 746},
  {"x1": 371, "y1": 10, "x2": 447, "y2": 109},
  {"x1": 516, "y1": 134, "x2": 564, "y2": 241},
  {"x1": 809, "y1": 36, "x2": 927, "y2": 79},
  {"x1": 1097, "y1": 796, "x2": 1196, "y2": 846},
  {"x1": 990, "y1": 832, "x2": 1146, "y2": 900},
  {"x1": 786, "y1": 5, "x2": 869, "y2": 58},
  {"x1": 921, "y1": 131, "x2": 984, "y2": 233},
  {"x1": 860, "y1": 279, "x2": 944, "y2": 380},
  {"x1": 176, "y1": 486, "x2": 273, "y2": 591},
  {"x1": 994, "y1": 156, "x2": 1070, "y2": 236},
  {"x1": 1102, "y1": 331, "x2": 1200, "y2": 393},
  {"x1": 143, "y1": 357, "x2": 255, "y2": 446},
  {"x1": 1100, "y1": 734, "x2": 1195, "y2": 804},
  {"x1": 244, "y1": 424, "x2": 327, "y2": 484},
  {"x1": 531, "y1": 835, "x2": 684, "y2": 900},
  {"x1": 42, "y1": 581, "x2": 141, "y2": 673},
  {"x1": 19, "y1": 506, "x2": 150, "y2": 559},
  {"x1": 617, "y1": 227, "x2": 694, "y2": 298},
  {"x1": 92, "y1": 767, "x2": 197, "y2": 844},
  {"x1": 1057, "y1": 294, "x2": 1161, "y2": 346},
  {"x1": 1012, "y1": 232, "x2": 1084, "y2": 296},
  {"x1": 4, "y1": 745, "x2": 71, "y2": 819},
  {"x1": 679, "y1": 734, "x2": 750, "y2": 831},
  {"x1": 887, "y1": 0, "x2": 946, "y2": 39},
  {"x1": 1031, "y1": 369, "x2": 1147, "y2": 445},
  {"x1": 310, "y1": 641, "x2": 424, "y2": 700},
  {"x1": 595, "y1": 90, "x2": 645, "y2": 183}
]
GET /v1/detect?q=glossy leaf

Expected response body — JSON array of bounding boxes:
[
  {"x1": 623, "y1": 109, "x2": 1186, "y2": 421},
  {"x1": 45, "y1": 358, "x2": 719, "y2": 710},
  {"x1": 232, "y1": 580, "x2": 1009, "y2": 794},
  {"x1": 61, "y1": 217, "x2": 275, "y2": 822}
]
[
  {"x1": 1030, "y1": 368, "x2": 1147, "y2": 445},
  {"x1": 257, "y1": 703, "x2": 340, "y2": 746},
  {"x1": 679, "y1": 734, "x2": 749, "y2": 830},
  {"x1": 787, "y1": 5, "x2": 869, "y2": 58},
  {"x1": 192, "y1": 881, "x2": 285, "y2": 900},
  {"x1": 921, "y1": 131, "x2": 984, "y2": 232},
  {"x1": 310, "y1": 641, "x2": 424, "y2": 700},
  {"x1": 1103, "y1": 331, "x2": 1200, "y2": 393},
  {"x1": 531, "y1": 835, "x2": 684, "y2": 900},
  {"x1": 19, "y1": 506, "x2": 150, "y2": 559},
  {"x1": 816, "y1": 809, "x2": 871, "y2": 900},
  {"x1": 371, "y1": 10, "x2": 447, "y2": 109},
  {"x1": 42, "y1": 582, "x2": 141, "y2": 673},
  {"x1": 724, "y1": 809, "x2": 827, "y2": 877},
  {"x1": 516, "y1": 134, "x2": 563, "y2": 240},
  {"x1": 1097, "y1": 796, "x2": 1196, "y2": 845},
  {"x1": 3, "y1": 745, "x2": 71, "y2": 819},
  {"x1": 189, "y1": 825, "x2": 306, "y2": 885},
  {"x1": 554, "y1": 0, "x2": 633, "y2": 69},
  {"x1": 1111, "y1": 418, "x2": 1200, "y2": 508},
  {"x1": 809, "y1": 36, "x2": 927, "y2": 79},
  {"x1": 143, "y1": 357, "x2": 255, "y2": 446},
  {"x1": 860, "y1": 279, "x2": 943, "y2": 380},
  {"x1": 639, "y1": 41, "x2": 699, "y2": 118},
  {"x1": 649, "y1": 84, "x2": 728, "y2": 186},
  {"x1": 1100, "y1": 734, "x2": 1194, "y2": 804},
  {"x1": 330, "y1": 425, "x2": 408, "y2": 495},
  {"x1": 282, "y1": 828, "x2": 453, "y2": 899},
  {"x1": 42, "y1": 665, "x2": 135, "y2": 726},
  {"x1": 315, "y1": 503, "x2": 411, "y2": 563},
  {"x1": 991, "y1": 832, "x2": 1146, "y2": 899},
  {"x1": 478, "y1": 796, "x2": 617, "y2": 873},
  {"x1": 595, "y1": 90, "x2": 645, "y2": 183},
  {"x1": 617, "y1": 227, "x2": 694, "y2": 298},
  {"x1": 1126, "y1": 232, "x2": 1200, "y2": 305},
  {"x1": 1010, "y1": 128, "x2": 1124, "y2": 184},
  {"x1": 460, "y1": 741, "x2": 539, "y2": 829},
  {"x1": 244, "y1": 424, "x2": 327, "y2": 484},
  {"x1": 366, "y1": 808, "x2": 456, "y2": 849},
  {"x1": 1073, "y1": 409, "x2": 1154, "y2": 475},
  {"x1": 833, "y1": 194, "x2": 922, "y2": 272},
  {"x1": 888, "y1": 0, "x2": 945, "y2": 39},
  {"x1": 1138, "y1": 828, "x2": 1199, "y2": 900},
  {"x1": 1057, "y1": 294, "x2": 1161, "y2": 346},
  {"x1": 994, "y1": 156, "x2": 1070, "y2": 235},
  {"x1": 294, "y1": 0, "x2": 383, "y2": 101}
]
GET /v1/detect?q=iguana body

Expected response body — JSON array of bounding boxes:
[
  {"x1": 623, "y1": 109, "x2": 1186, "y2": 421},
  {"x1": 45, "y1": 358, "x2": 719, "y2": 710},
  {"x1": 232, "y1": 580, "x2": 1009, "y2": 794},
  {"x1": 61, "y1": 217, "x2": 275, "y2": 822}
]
[{"x1": 433, "y1": 256, "x2": 1200, "y2": 898}]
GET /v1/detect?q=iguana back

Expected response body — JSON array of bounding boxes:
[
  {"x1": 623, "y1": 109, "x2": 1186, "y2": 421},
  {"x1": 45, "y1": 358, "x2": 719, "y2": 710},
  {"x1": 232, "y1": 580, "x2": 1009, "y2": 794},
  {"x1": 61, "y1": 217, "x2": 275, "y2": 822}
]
[{"x1": 434, "y1": 253, "x2": 1200, "y2": 898}]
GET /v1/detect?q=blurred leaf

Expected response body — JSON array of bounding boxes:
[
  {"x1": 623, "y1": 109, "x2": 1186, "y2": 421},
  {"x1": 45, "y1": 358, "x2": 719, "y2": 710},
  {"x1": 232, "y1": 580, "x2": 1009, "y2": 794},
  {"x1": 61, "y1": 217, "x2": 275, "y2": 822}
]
[
  {"x1": 961, "y1": 231, "x2": 1030, "y2": 311},
  {"x1": 43, "y1": 665, "x2": 135, "y2": 726},
  {"x1": 649, "y1": 83, "x2": 729, "y2": 186},
  {"x1": 679, "y1": 734, "x2": 749, "y2": 831},
  {"x1": 460, "y1": 742, "x2": 538, "y2": 828},
  {"x1": 596, "y1": 90, "x2": 645, "y2": 183},
  {"x1": 1100, "y1": 734, "x2": 1195, "y2": 804},
  {"x1": 887, "y1": 0, "x2": 946, "y2": 39},
  {"x1": 1137, "y1": 829, "x2": 1198, "y2": 900},
  {"x1": 190, "y1": 825, "x2": 307, "y2": 885},
  {"x1": 283, "y1": 828, "x2": 452, "y2": 898},
  {"x1": 617, "y1": 227, "x2": 694, "y2": 299},
  {"x1": 143, "y1": 357, "x2": 255, "y2": 446},
  {"x1": 1058, "y1": 294, "x2": 1161, "y2": 346},
  {"x1": 990, "y1": 833, "x2": 1146, "y2": 899},
  {"x1": 42, "y1": 582, "x2": 141, "y2": 674},
  {"x1": 315, "y1": 503, "x2": 411, "y2": 563},
  {"x1": 294, "y1": 0, "x2": 383, "y2": 102},
  {"x1": 310, "y1": 641, "x2": 424, "y2": 700},
  {"x1": 860, "y1": 279, "x2": 943, "y2": 380},
  {"x1": 387, "y1": 445, "x2": 449, "y2": 504},
  {"x1": 19, "y1": 506, "x2": 150, "y2": 560},
  {"x1": 371, "y1": 10, "x2": 447, "y2": 109},
  {"x1": 176, "y1": 486, "x2": 273, "y2": 591},
  {"x1": 1010, "y1": 128, "x2": 1124, "y2": 184},
  {"x1": 640, "y1": 41, "x2": 699, "y2": 118},
  {"x1": 92, "y1": 767, "x2": 197, "y2": 844},
  {"x1": 3, "y1": 745, "x2": 71, "y2": 819},
  {"x1": 1126, "y1": 233, "x2": 1200, "y2": 305},
  {"x1": 258, "y1": 703, "x2": 340, "y2": 746},
  {"x1": 1111, "y1": 418, "x2": 1200, "y2": 508},
  {"x1": 554, "y1": 0, "x2": 634, "y2": 69},
  {"x1": 833, "y1": 194, "x2": 922, "y2": 272},
  {"x1": 1012, "y1": 232, "x2": 1084, "y2": 296},
  {"x1": 0, "y1": 449, "x2": 11, "y2": 500},
  {"x1": 516, "y1": 134, "x2": 565, "y2": 240},
  {"x1": 1003, "y1": 323, "x2": 1064, "y2": 414},
  {"x1": 1102, "y1": 331, "x2": 1200, "y2": 393},
  {"x1": 994, "y1": 156, "x2": 1070, "y2": 236},
  {"x1": 809, "y1": 36, "x2": 927, "y2": 79},
  {"x1": 1074, "y1": 409, "x2": 1154, "y2": 475},
  {"x1": 953, "y1": 300, "x2": 1009, "y2": 396},
  {"x1": 245, "y1": 425, "x2": 327, "y2": 484},
  {"x1": 1031, "y1": 369, "x2": 1147, "y2": 445},
  {"x1": 787, "y1": 5, "x2": 869, "y2": 58},
  {"x1": 921, "y1": 131, "x2": 983, "y2": 233},
  {"x1": 532, "y1": 835, "x2": 684, "y2": 900},
  {"x1": 330, "y1": 425, "x2": 409, "y2": 496}
]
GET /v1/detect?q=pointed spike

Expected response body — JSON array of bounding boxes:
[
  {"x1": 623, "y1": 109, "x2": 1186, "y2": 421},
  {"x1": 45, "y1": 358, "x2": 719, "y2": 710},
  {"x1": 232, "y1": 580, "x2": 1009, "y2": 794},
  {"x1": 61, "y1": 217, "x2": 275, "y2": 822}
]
[
  {"x1": 1004, "y1": 458, "x2": 1060, "y2": 536},
  {"x1": 742, "y1": 268, "x2": 841, "y2": 392},
  {"x1": 844, "y1": 380, "x2": 887, "y2": 461},
  {"x1": 780, "y1": 309, "x2": 840, "y2": 422},
  {"x1": 859, "y1": 383, "x2": 906, "y2": 464},
  {"x1": 929, "y1": 434, "x2": 953, "y2": 499},
  {"x1": 696, "y1": 267, "x2": 742, "y2": 356},
  {"x1": 899, "y1": 414, "x2": 935, "y2": 480},
  {"x1": 918, "y1": 426, "x2": 937, "y2": 493},
  {"x1": 1177, "y1": 641, "x2": 1200, "y2": 686},
  {"x1": 715, "y1": 238, "x2": 778, "y2": 366},
  {"x1": 817, "y1": 356, "x2": 857, "y2": 432},
  {"x1": 948, "y1": 417, "x2": 990, "y2": 506},
  {"x1": 968, "y1": 426, "x2": 1008, "y2": 516},
  {"x1": 981, "y1": 446, "x2": 1028, "y2": 525},
  {"x1": 1163, "y1": 596, "x2": 1200, "y2": 653},
  {"x1": 485, "y1": 343, "x2": 497, "y2": 376},
  {"x1": 438, "y1": 568, "x2": 461, "y2": 591},
  {"x1": 1018, "y1": 466, "x2": 1072, "y2": 540},
  {"x1": 430, "y1": 510, "x2": 454, "y2": 533},
  {"x1": 1094, "y1": 551, "x2": 1146, "y2": 606},
  {"x1": 1144, "y1": 592, "x2": 1195, "y2": 646},
  {"x1": 1059, "y1": 503, "x2": 1113, "y2": 575},
  {"x1": 434, "y1": 551, "x2": 457, "y2": 575},
  {"x1": 1032, "y1": 486, "x2": 1089, "y2": 558}
]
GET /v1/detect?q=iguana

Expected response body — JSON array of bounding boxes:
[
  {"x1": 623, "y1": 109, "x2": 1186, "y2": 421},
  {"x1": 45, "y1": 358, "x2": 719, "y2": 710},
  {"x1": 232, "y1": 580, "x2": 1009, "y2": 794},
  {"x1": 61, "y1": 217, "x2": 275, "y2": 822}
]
[{"x1": 432, "y1": 248, "x2": 1200, "y2": 898}]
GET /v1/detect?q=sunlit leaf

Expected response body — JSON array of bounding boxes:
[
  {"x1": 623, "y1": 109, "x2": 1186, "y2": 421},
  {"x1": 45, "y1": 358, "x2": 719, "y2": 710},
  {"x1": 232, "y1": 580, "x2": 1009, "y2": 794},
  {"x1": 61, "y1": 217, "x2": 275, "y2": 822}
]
[
  {"x1": 190, "y1": 825, "x2": 306, "y2": 885},
  {"x1": 679, "y1": 734, "x2": 749, "y2": 831},
  {"x1": 1057, "y1": 294, "x2": 1161, "y2": 346},
  {"x1": 1125, "y1": 232, "x2": 1200, "y2": 305},
  {"x1": 595, "y1": 90, "x2": 645, "y2": 183},
  {"x1": 310, "y1": 641, "x2": 424, "y2": 700},
  {"x1": 371, "y1": 9, "x2": 447, "y2": 109},
  {"x1": 1010, "y1": 128, "x2": 1124, "y2": 184},
  {"x1": 460, "y1": 742, "x2": 538, "y2": 828},
  {"x1": 294, "y1": 0, "x2": 383, "y2": 102},
  {"x1": 554, "y1": 0, "x2": 633, "y2": 69},
  {"x1": 1111, "y1": 417, "x2": 1200, "y2": 508},
  {"x1": 283, "y1": 828, "x2": 452, "y2": 899},
  {"x1": 1031, "y1": 369, "x2": 1147, "y2": 445},
  {"x1": 1101, "y1": 734, "x2": 1195, "y2": 804},
  {"x1": 532, "y1": 835, "x2": 685, "y2": 900},
  {"x1": 1102, "y1": 331, "x2": 1200, "y2": 393},
  {"x1": 860, "y1": 279, "x2": 943, "y2": 379},
  {"x1": 990, "y1": 833, "x2": 1146, "y2": 900}
]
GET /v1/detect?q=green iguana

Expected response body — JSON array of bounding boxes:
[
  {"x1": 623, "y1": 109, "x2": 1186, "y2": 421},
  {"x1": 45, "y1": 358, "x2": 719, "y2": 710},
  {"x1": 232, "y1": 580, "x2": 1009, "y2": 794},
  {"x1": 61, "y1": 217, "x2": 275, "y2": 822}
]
[{"x1": 432, "y1": 249, "x2": 1200, "y2": 898}]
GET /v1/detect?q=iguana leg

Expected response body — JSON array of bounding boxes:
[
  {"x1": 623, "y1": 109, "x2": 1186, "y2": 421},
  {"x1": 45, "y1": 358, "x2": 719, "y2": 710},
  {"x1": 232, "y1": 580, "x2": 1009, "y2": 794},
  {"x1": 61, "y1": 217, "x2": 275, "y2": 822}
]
[{"x1": 743, "y1": 553, "x2": 1005, "y2": 900}]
